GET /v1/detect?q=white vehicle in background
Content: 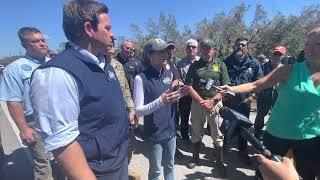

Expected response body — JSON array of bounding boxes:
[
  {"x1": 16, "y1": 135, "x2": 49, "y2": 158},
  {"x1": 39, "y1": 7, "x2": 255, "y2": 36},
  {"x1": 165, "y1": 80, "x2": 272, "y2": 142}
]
[{"x1": 0, "y1": 64, "x2": 4, "y2": 73}]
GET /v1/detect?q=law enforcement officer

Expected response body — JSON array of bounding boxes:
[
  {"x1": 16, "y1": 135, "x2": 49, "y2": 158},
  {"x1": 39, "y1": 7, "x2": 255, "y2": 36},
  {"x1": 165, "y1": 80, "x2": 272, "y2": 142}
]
[
  {"x1": 30, "y1": 1, "x2": 130, "y2": 179},
  {"x1": 185, "y1": 39, "x2": 230, "y2": 171},
  {"x1": 0, "y1": 27, "x2": 53, "y2": 180},
  {"x1": 223, "y1": 37, "x2": 263, "y2": 164},
  {"x1": 115, "y1": 40, "x2": 144, "y2": 94},
  {"x1": 176, "y1": 39, "x2": 200, "y2": 144}
]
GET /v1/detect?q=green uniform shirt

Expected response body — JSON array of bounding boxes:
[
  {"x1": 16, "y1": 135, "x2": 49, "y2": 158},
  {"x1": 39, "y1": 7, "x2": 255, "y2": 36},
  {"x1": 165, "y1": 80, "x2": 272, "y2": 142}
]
[
  {"x1": 185, "y1": 58, "x2": 230, "y2": 98},
  {"x1": 267, "y1": 61, "x2": 320, "y2": 140}
]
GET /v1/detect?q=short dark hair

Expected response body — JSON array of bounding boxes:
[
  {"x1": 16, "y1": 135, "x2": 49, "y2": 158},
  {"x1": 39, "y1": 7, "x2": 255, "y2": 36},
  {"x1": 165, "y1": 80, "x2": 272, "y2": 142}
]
[
  {"x1": 63, "y1": 0, "x2": 109, "y2": 42},
  {"x1": 235, "y1": 37, "x2": 249, "y2": 44},
  {"x1": 18, "y1": 27, "x2": 41, "y2": 43}
]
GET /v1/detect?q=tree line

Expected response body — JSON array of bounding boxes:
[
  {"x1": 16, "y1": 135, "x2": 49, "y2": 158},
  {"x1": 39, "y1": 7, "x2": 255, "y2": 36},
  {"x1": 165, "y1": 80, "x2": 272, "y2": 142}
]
[{"x1": 1, "y1": 3, "x2": 320, "y2": 65}]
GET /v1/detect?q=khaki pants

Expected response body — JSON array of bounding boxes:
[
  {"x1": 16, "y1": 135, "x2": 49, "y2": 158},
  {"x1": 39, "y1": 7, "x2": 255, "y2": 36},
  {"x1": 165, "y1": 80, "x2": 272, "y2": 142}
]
[
  {"x1": 190, "y1": 100, "x2": 223, "y2": 147},
  {"x1": 26, "y1": 120, "x2": 53, "y2": 180}
]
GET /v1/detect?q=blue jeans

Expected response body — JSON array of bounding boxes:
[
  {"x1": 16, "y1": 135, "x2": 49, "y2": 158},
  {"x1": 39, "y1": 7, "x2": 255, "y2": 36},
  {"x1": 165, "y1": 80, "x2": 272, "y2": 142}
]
[{"x1": 147, "y1": 136, "x2": 176, "y2": 180}]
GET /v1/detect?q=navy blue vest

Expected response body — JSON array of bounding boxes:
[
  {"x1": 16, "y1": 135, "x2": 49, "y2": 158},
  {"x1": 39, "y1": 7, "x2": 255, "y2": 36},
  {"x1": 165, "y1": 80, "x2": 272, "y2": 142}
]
[
  {"x1": 139, "y1": 66, "x2": 176, "y2": 142},
  {"x1": 39, "y1": 48, "x2": 129, "y2": 174}
]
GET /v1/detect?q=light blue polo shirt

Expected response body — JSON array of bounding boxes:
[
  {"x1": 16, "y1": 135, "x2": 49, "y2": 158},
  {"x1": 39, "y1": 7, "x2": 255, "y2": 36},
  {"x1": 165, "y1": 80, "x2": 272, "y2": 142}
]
[{"x1": 0, "y1": 55, "x2": 48, "y2": 118}]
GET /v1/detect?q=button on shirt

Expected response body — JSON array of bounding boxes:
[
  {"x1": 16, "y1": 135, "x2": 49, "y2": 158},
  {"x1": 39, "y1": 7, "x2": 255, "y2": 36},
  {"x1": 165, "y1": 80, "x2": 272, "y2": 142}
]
[
  {"x1": 0, "y1": 56, "x2": 47, "y2": 117},
  {"x1": 30, "y1": 41, "x2": 107, "y2": 151}
]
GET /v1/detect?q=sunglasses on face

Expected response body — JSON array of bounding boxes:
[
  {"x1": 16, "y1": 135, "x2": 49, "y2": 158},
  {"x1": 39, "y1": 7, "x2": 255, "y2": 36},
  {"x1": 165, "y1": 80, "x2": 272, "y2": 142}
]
[
  {"x1": 187, "y1": 45, "x2": 197, "y2": 49},
  {"x1": 236, "y1": 43, "x2": 247, "y2": 48},
  {"x1": 124, "y1": 46, "x2": 134, "y2": 51},
  {"x1": 273, "y1": 52, "x2": 283, "y2": 56}
]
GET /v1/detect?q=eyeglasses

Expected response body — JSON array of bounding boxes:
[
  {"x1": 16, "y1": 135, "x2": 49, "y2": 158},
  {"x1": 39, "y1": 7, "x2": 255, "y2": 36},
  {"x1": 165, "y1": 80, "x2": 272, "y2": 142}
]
[
  {"x1": 187, "y1": 45, "x2": 197, "y2": 49},
  {"x1": 235, "y1": 43, "x2": 247, "y2": 47},
  {"x1": 273, "y1": 52, "x2": 283, "y2": 56},
  {"x1": 124, "y1": 46, "x2": 134, "y2": 51}
]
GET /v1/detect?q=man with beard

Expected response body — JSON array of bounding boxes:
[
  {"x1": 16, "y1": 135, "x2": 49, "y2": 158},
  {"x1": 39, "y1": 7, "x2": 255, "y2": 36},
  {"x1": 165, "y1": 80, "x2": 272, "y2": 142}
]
[{"x1": 223, "y1": 37, "x2": 263, "y2": 165}]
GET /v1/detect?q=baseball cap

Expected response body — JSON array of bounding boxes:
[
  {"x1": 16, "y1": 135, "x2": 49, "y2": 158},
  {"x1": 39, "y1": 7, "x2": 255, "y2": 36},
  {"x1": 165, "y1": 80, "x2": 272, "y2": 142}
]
[
  {"x1": 144, "y1": 38, "x2": 172, "y2": 53},
  {"x1": 199, "y1": 38, "x2": 216, "y2": 48},
  {"x1": 273, "y1": 46, "x2": 286, "y2": 55},
  {"x1": 167, "y1": 41, "x2": 175, "y2": 49},
  {"x1": 186, "y1": 39, "x2": 198, "y2": 47}
]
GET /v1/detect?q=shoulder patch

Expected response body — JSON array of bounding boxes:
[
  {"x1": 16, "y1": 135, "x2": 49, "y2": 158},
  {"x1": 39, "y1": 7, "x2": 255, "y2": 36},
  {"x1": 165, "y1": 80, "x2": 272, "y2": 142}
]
[
  {"x1": 21, "y1": 64, "x2": 32, "y2": 71},
  {"x1": 213, "y1": 64, "x2": 220, "y2": 72}
]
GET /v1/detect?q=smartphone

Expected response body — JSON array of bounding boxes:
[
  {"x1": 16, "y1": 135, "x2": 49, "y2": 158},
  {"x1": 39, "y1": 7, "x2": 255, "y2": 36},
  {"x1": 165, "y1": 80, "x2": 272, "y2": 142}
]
[{"x1": 212, "y1": 85, "x2": 235, "y2": 96}]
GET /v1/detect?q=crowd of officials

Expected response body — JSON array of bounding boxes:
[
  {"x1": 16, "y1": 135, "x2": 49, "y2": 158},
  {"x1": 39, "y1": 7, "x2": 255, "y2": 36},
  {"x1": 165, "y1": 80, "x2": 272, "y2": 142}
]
[{"x1": 0, "y1": 0, "x2": 319, "y2": 180}]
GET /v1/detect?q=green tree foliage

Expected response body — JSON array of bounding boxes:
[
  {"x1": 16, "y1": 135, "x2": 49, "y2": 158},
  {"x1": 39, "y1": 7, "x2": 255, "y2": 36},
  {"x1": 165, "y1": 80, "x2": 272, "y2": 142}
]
[{"x1": 129, "y1": 3, "x2": 320, "y2": 61}]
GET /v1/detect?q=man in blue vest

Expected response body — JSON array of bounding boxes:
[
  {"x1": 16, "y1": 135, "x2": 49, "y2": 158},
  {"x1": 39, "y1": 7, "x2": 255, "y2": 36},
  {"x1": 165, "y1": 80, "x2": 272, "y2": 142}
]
[{"x1": 30, "y1": 1, "x2": 129, "y2": 179}]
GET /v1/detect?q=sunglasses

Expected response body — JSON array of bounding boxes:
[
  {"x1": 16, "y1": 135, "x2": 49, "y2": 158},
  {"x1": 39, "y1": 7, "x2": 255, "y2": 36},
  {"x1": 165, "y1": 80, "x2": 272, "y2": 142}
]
[
  {"x1": 235, "y1": 43, "x2": 247, "y2": 47},
  {"x1": 187, "y1": 45, "x2": 197, "y2": 49}
]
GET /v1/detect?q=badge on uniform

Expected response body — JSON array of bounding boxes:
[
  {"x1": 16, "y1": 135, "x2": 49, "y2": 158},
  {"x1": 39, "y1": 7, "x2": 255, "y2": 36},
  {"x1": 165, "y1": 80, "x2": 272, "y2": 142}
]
[
  {"x1": 212, "y1": 65, "x2": 220, "y2": 72},
  {"x1": 21, "y1": 64, "x2": 32, "y2": 71}
]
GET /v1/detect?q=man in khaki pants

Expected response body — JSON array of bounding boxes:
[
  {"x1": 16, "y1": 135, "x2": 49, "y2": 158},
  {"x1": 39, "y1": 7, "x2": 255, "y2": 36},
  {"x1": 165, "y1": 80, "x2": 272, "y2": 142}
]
[{"x1": 184, "y1": 39, "x2": 230, "y2": 173}]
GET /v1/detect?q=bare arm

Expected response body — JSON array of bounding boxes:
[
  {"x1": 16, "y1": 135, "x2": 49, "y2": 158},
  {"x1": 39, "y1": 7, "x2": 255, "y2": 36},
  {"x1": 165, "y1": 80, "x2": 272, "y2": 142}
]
[
  {"x1": 230, "y1": 64, "x2": 291, "y2": 94},
  {"x1": 53, "y1": 141, "x2": 96, "y2": 180},
  {"x1": 7, "y1": 101, "x2": 35, "y2": 143},
  {"x1": 7, "y1": 101, "x2": 28, "y2": 131},
  {"x1": 188, "y1": 86, "x2": 204, "y2": 104}
]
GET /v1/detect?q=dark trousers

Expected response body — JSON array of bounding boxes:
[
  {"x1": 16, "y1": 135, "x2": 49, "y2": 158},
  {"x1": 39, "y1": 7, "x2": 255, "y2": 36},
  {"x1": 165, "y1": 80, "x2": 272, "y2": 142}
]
[
  {"x1": 224, "y1": 103, "x2": 251, "y2": 151},
  {"x1": 264, "y1": 132, "x2": 320, "y2": 180},
  {"x1": 254, "y1": 110, "x2": 268, "y2": 139},
  {"x1": 96, "y1": 157, "x2": 128, "y2": 180},
  {"x1": 255, "y1": 96, "x2": 272, "y2": 139},
  {"x1": 178, "y1": 96, "x2": 192, "y2": 140}
]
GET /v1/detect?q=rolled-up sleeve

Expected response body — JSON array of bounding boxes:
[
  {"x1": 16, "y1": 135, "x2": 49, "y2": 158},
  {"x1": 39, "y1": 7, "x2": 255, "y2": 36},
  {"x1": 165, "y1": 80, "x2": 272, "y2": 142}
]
[{"x1": 30, "y1": 67, "x2": 80, "y2": 151}]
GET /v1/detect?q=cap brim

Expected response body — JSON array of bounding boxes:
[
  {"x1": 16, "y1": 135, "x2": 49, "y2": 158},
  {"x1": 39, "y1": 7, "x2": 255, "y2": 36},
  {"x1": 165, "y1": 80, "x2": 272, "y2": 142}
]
[
  {"x1": 153, "y1": 44, "x2": 172, "y2": 51},
  {"x1": 273, "y1": 50, "x2": 284, "y2": 55}
]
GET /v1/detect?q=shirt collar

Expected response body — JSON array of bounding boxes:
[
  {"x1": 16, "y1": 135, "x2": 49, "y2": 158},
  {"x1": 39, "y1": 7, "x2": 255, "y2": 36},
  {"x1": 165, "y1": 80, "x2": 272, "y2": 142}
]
[
  {"x1": 68, "y1": 41, "x2": 105, "y2": 69},
  {"x1": 25, "y1": 55, "x2": 49, "y2": 64}
]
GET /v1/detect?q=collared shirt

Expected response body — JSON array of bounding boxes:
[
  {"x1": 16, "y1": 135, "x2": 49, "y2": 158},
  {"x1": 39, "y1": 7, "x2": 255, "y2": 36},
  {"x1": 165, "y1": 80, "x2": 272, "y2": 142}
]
[
  {"x1": 185, "y1": 58, "x2": 230, "y2": 98},
  {"x1": 30, "y1": 42, "x2": 107, "y2": 151},
  {"x1": 0, "y1": 55, "x2": 48, "y2": 117},
  {"x1": 177, "y1": 56, "x2": 200, "y2": 82},
  {"x1": 224, "y1": 53, "x2": 263, "y2": 106}
]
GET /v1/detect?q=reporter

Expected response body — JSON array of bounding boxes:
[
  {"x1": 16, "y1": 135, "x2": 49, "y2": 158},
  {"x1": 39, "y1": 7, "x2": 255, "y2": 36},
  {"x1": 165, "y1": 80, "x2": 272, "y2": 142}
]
[{"x1": 220, "y1": 27, "x2": 320, "y2": 179}]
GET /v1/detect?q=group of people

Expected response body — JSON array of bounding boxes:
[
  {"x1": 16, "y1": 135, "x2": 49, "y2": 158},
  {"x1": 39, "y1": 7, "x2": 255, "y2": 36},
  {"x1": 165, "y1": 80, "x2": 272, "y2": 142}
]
[{"x1": 0, "y1": 0, "x2": 319, "y2": 180}]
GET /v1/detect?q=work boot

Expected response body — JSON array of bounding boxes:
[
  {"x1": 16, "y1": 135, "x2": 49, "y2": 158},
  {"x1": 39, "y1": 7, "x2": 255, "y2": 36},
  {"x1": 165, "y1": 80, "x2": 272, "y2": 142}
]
[
  {"x1": 214, "y1": 146, "x2": 226, "y2": 177},
  {"x1": 186, "y1": 142, "x2": 200, "y2": 169}
]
